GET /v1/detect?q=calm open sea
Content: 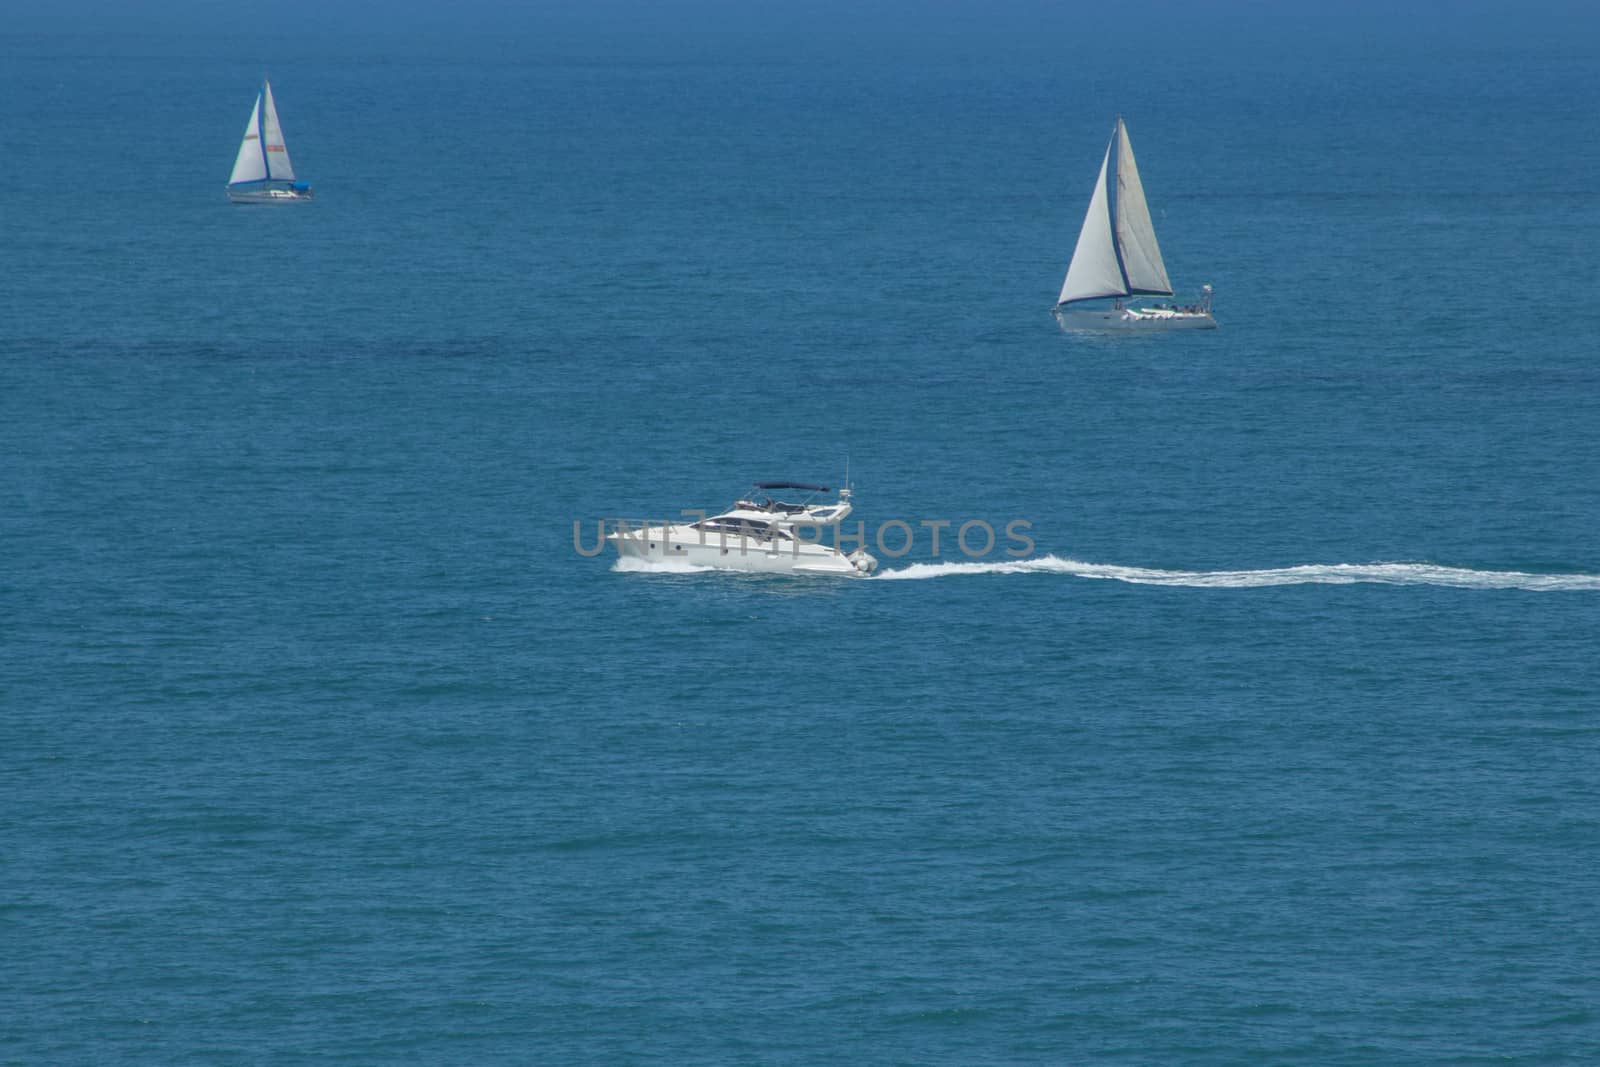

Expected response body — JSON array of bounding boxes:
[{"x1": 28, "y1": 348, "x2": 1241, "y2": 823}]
[{"x1": 5, "y1": 5, "x2": 1600, "y2": 1062}]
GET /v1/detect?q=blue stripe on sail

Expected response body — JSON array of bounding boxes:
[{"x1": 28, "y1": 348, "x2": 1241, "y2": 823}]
[{"x1": 257, "y1": 87, "x2": 270, "y2": 178}]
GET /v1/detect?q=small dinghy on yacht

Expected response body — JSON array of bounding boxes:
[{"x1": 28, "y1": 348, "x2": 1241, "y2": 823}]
[{"x1": 604, "y1": 482, "x2": 878, "y2": 577}]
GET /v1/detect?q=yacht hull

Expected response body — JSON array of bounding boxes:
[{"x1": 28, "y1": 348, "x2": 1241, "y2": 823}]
[{"x1": 607, "y1": 525, "x2": 875, "y2": 577}]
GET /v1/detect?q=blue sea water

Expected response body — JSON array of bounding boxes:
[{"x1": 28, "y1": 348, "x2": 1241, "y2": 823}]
[{"x1": 5, "y1": 5, "x2": 1600, "y2": 1062}]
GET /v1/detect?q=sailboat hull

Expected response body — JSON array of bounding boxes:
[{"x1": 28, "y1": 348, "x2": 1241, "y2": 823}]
[
  {"x1": 227, "y1": 185, "x2": 313, "y2": 204},
  {"x1": 1055, "y1": 306, "x2": 1217, "y2": 331}
]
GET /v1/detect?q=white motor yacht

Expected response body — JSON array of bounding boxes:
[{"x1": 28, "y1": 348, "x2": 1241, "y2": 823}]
[{"x1": 605, "y1": 482, "x2": 878, "y2": 577}]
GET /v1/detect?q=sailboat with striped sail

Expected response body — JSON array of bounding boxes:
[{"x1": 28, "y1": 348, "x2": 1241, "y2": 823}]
[
  {"x1": 226, "y1": 80, "x2": 313, "y2": 204},
  {"x1": 1054, "y1": 117, "x2": 1213, "y2": 329}
]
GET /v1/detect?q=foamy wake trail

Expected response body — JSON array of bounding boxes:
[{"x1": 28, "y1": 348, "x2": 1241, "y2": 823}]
[{"x1": 872, "y1": 555, "x2": 1600, "y2": 591}]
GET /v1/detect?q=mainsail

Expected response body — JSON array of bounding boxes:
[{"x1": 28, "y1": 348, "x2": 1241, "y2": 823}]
[
  {"x1": 1112, "y1": 121, "x2": 1171, "y2": 295},
  {"x1": 260, "y1": 81, "x2": 296, "y2": 181},
  {"x1": 1057, "y1": 118, "x2": 1174, "y2": 307}
]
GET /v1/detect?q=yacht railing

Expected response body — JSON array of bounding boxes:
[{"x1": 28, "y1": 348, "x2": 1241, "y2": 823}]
[{"x1": 599, "y1": 516, "x2": 833, "y2": 552}]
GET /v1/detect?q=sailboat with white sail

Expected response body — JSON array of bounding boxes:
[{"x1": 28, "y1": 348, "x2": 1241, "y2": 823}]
[
  {"x1": 226, "y1": 80, "x2": 312, "y2": 204},
  {"x1": 1054, "y1": 117, "x2": 1213, "y2": 329}
]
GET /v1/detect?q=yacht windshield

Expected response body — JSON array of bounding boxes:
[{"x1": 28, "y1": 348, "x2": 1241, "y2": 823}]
[{"x1": 694, "y1": 517, "x2": 793, "y2": 541}]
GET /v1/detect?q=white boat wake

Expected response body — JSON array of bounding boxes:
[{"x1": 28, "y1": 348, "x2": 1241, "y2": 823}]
[{"x1": 871, "y1": 555, "x2": 1600, "y2": 591}]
